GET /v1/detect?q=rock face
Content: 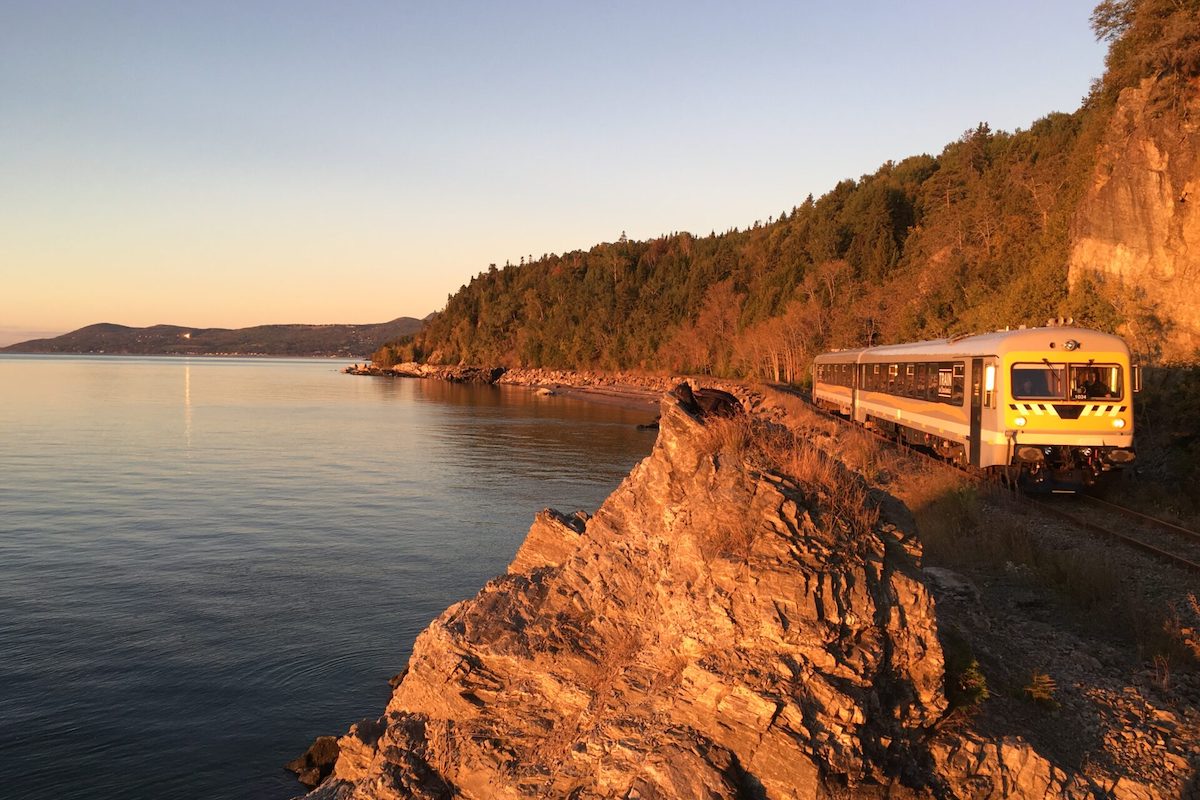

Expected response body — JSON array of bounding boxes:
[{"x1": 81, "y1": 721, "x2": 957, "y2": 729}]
[
  {"x1": 288, "y1": 736, "x2": 341, "y2": 789},
  {"x1": 301, "y1": 394, "x2": 1134, "y2": 799},
  {"x1": 1069, "y1": 77, "x2": 1200, "y2": 361},
  {"x1": 306, "y1": 397, "x2": 957, "y2": 799}
]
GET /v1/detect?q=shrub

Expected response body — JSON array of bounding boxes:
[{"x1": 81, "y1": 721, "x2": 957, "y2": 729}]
[
  {"x1": 1024, "y1": 671, "x2": 1059, "y2": 709},
  {"x1": 942, "y1": 632, "x2": 990, "y2": 709}
]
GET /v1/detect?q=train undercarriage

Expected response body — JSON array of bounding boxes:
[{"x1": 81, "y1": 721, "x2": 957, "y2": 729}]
[
  {"x1": 862, "y1": 414, "x2": 1135, "y2": 493},
  {"x1": 1008, "y1": 443, "x2": 1135, "y2": 493}
]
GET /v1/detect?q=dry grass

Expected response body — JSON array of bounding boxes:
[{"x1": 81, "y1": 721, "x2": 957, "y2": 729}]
[
  {"x1": 903, "y1": 474, "x2": 1197, "y2": 669},
  {"x1": 1140, "y1": 593, "x2": 1200, "y2": 674},
  {"x1": 700, "y1": 413, "x2": 880, "y2": 559},
  {"x1": 1115, "y1": 366, "x2": 1200, "y2": 528}
]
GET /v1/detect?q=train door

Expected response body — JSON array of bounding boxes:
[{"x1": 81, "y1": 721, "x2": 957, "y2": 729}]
[
  {"x1": 851, "y1": 360, "x2": 859, "y2": 422},
  {"x1": 969, "y1": 357, "x2": 983, "y2": 467}
]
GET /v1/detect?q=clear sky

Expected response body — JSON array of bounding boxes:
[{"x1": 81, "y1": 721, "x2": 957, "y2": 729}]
[{"x1": 0, "y1": 1, "x2": 1107, "y2": 344}]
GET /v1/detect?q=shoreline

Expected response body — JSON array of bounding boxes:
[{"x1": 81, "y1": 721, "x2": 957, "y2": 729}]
[{"x1": 342, "y1": 362, "x2": 745, "y2": 413}]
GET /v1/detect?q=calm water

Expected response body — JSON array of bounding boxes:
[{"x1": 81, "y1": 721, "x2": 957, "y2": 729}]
[{"x1": 0, "y1": 355, "x2": 656, "y2": 800}]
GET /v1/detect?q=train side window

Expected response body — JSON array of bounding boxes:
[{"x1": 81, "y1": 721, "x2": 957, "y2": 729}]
[
  {"x1": 915, "y1": 363, "x2": 928, "y2": 400},
  {"x1": 904, "y1": 363, "x2": 915, "y2": 397},
  {"x1": 951, "y1": 363, "x2": 965, "y2": 406},
  {"x1": 887, "y1": 363, "x2": 898, "y2": 394}
]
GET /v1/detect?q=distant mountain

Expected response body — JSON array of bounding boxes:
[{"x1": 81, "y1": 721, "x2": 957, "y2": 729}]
[{"x1": 1, "y1": 317, "x2": 426, "y2": 358}]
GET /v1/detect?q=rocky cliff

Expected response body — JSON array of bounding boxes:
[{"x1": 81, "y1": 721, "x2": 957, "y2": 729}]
[
  {"x1": 298, "y1": 393, "x2": 1121, "y2": 799},
  {"x1": 1069, "y1": 77, "x2": 1200, "y2": 361}
]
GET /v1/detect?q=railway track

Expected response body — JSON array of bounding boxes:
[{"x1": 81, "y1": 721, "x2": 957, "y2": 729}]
[
  {"x1": 1028, "y1": 496, "x2": 1200, "y2": 574},
  {"x1": 777, "y1": 387, "x2": 1200, "y2": 574}
]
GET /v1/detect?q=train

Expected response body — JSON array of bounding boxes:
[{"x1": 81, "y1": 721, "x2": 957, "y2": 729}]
[{"x1": 812, "y1": 325, "x2": 1139, "y2": 491}]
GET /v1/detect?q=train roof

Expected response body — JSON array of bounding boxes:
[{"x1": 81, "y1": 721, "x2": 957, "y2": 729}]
[
  {"x1": 817, "y1": 326, "x2": 1130, "y2": 362},
  {"x1": 813, "y1": 348, "x2": 867, "y2": 363}
]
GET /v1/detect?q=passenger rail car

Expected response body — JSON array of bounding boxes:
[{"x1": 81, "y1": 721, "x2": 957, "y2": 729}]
[{"x1": 813, "y1": 326, "x2": 1138, "y2": 490}]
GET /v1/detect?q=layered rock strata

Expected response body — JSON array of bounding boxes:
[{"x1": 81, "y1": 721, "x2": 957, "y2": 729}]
[{"x1": 310, "y1": 398, "x2": 928, "y2": 798}]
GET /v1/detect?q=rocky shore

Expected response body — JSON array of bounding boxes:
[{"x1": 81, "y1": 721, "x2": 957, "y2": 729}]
[
  {"x1": 342, "y1": 361, "x2": 743, "y2": 410},
  {"x1": 288, "y1": 387, "x2": 1200, "y2": 798}
]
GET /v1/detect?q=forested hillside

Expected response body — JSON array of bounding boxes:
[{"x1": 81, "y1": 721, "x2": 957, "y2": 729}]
[{"x1": 379, "y1": 0, "x2": 1199, "y2": 379}]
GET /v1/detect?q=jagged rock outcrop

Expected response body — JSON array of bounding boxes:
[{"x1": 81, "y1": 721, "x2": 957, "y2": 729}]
[
  {"x1": 1069, "y1": 76, "x2": 1200, "y2": 361},
  {"x1": 302, "y1": 396, "x2": 1110, "y2": 799},
  {"x1": 288, "y1": 736, "x2": 341, "y2": 789}
]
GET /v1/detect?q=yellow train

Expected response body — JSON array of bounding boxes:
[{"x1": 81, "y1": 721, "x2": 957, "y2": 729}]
[{"x1": 813, "y1": 325, "x2": 1138, "y2": 490}]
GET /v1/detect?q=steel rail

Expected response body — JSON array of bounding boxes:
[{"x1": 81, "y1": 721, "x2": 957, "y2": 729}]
[
  {"x1": 1078, "y1": 494, "x2": 1200, "y2": 545},
  {"x1": 1029, "y1": 498, "x2": 1200, "y2": 574}
]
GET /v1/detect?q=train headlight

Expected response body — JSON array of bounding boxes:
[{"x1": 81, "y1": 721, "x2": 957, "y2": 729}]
[
  {"x1": 1014, "y1": 416, "x2": 1027, "y2": 427},
  {"x1": 1112, "y1": 418, "x2": 1126, "y2": 429}
]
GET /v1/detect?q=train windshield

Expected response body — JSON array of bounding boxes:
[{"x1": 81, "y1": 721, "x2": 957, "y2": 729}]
[
  {"x1": 1068, "y1": 364, "x2": 1123, "y2": 400},
  {"x1": 1011, "y1": 364, "x2": 1066, "y2": 400},
  {"x1": 1011, "y1": 363, "x2": 1123, "y2": 400}
]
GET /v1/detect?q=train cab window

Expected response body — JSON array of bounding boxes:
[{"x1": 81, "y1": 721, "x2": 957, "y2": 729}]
[
  {"x1": 1012, "y1": 363, "x2": 1067, "y2": 400},
  {"x1": 1069, "y1": 364, "x2": 1122, "y2": 400}
]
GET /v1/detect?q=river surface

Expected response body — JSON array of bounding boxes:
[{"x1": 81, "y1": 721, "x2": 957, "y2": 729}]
[{"x1": 0, "y1": 355, "x2": 657, "y2": 800}]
